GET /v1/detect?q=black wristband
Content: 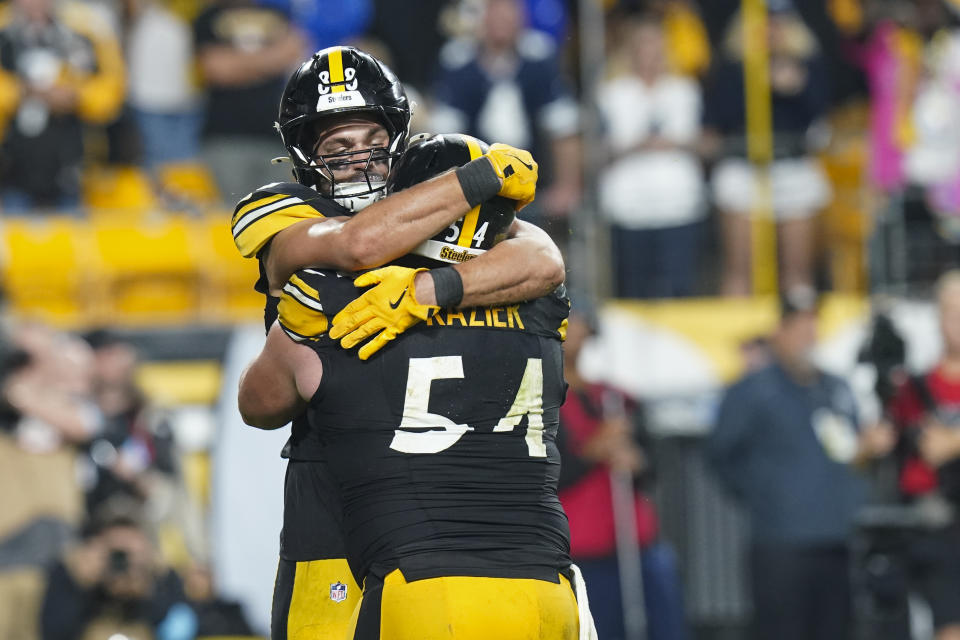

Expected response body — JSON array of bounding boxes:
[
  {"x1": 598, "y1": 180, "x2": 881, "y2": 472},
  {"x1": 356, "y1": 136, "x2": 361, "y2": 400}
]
[
  {"x1": 454, "y1": 158, "x2": 500, "y2": 208},
  {"x1": 430, "y1": 266, "x2": 464, "y2": 308}
]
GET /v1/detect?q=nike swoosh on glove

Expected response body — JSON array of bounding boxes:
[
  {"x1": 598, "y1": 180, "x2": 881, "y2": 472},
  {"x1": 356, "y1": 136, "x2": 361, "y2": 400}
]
[
  {"x1": 329, "y1": 266, "x2": 440, "y2": 360},
  {"x1": 485, "y1": 143, "x2": 539, "y2": 210}
]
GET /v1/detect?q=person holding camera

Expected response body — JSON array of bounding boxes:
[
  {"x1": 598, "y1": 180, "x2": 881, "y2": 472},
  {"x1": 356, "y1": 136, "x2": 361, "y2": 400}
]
[
  {"x1": 40, "y1": 510, "x2": 196, "y2": 640},
  {"x1": 886, "y1": 270, "x2": 960, "y2": 640}
]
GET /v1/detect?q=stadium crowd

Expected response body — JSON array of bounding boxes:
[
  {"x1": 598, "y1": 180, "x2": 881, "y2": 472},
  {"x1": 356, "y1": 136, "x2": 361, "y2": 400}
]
[
  {"x1": 1, "y1": 0, "x2": 960, "y2": 638},
  {"x1": 0, "y1": 0, "x2": 958, "y2": 293}
]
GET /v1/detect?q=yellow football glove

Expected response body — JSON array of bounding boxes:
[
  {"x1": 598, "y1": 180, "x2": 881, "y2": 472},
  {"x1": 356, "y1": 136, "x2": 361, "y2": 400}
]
[
  {"x1": 330, "y1": 266, "x2": 440, "y2": 360},
  {"x1": 485, "y1": 143, "x2": 539, "y2": 210}
]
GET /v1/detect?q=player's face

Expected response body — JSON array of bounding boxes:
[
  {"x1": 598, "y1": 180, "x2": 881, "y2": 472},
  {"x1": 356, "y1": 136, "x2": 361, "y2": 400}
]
[{"x1": 311, "y1": 117, "x2": 390, "y2": 186}]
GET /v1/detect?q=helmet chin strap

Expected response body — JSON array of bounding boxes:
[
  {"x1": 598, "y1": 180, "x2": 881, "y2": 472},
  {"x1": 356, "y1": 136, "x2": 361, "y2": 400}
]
[{"x1": 332, "y1": 181, "x2": 386, "y2": 212}]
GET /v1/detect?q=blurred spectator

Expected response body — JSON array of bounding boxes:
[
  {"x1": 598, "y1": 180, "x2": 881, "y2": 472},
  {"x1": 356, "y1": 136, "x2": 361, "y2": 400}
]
[
  {"x1": 193, "y1": 0, "x2": 304, "y2": 202},
  {"x1": 855, "y1": 4, "x2": 922, "y2": 195},
  {"x1": 182, "y1": 563, "x2": 254, "y2": 636},
  {"x1": 260, "y1": 0, "x2": 371, "y2": 53},
  {"x1": 558, "y1": 308, "x2": 688, "y2": 640},
  {"x1": 524, "y1": 0, "x2": 569, "y2": 44},
  {"x1": 5, "y1": 322, "x2": 101, "y2": 452},
  {"x1": 886, "y1": 270, "x2": 960, "y2": 640},
  {"x1": 905, "y1": 10, "x2": 960, "y2": 236},
  {"x1": 707, "y1": 286, "x2": 895, "y2": 640},
  {"x1": 126, "y1": 0, "x2": 201, "y2": 170},
  {"x1": 82, "y1": 332, "x2": 175, "y2": 514},
  {"x1": 599, "y1": 13, "x2": 705, "y2": 299},
  {"x1": 0, "y1": 323, "x2": 95, "y2": 639},
  {"x1": 82, "y1": 331, "x2": 205, "y2": 566},
  {"x1": 430, "y1": 0, "x2": 580, "y2": 232},
  {"x1": 0, "y1": 0, "x2": 125, "y2": 213},
  {"x1": 368, "y1": 0, "x2": 447, "y2": 91},
  {"x1": 40, "y1": 508, "x2": 197, "y2": 640},
  {"x1": 615, "y1": 0, "x2": 711, "y2": 77},
  {"x1": 702, "y1": 3, "x2": 832, "y2": 296}
]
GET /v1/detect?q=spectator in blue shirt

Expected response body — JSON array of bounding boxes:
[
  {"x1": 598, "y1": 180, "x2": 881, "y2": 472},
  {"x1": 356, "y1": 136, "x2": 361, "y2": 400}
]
[
  {"x1": 429, "y1": 0, "x2": 580, "y2": 235},
  {"x1": 707, "y1": 286, "x2": 895, "y2": 640}
]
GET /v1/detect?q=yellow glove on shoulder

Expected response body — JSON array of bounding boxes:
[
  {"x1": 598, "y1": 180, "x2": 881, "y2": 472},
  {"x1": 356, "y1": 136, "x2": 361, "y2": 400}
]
[
  {"x1": 330, "y1": 266, "x2": 440, "y2": 360},
  {"x1": 485, "y1": 143, "x2": 539, "y2": 210}
]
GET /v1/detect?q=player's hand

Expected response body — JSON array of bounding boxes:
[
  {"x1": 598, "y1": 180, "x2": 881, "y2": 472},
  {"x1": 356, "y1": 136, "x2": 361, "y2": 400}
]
[
  {"x1": 330, "y1": 266, "x2": 440, "y2": 360},
  {"x1": 485, "y1": 143, "x2": 538, "y2": 210}
]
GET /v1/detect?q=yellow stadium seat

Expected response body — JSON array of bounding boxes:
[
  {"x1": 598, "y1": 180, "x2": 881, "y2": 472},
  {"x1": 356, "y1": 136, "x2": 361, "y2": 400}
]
[
  {"x1": 135, "y1": 359, "x2": 222, "y2": 405},
  {"x1": 156, "y1": 162, "x2": 221, "y2": 209},
  {"x1": 1, "y1": 217, "x2": 93, "y2": 325},
  {"x1": 83, "y1": 165, "x2": 157, "y2": 216},
  {"x1": 90, "y1": 217, "x2": 200, "y2": 324},
  {"x1": 194, "y1": 215, "x2": 261, "y2": 323}
]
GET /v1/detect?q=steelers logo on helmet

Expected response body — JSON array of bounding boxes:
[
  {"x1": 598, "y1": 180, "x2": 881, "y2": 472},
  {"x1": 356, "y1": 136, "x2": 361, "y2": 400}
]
[
  {"x1": 275, "y1": 46, "x2": 411, "y2": 213},
  {"x1": 387, "y1": 133, "x2": 516, "y2": 267}
]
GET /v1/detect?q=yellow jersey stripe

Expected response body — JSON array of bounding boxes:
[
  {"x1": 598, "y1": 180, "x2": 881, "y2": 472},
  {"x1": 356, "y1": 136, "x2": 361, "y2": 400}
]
[
  {"x1": 329, "y1": 47, "x2": 345, "y2": 93},
  {"x1": 232, "y1": 192, "x2": 287, "y2": 226},
  {"x1": 233, "y1": 203, "x2": 327, "y2": 258},
  {"x1": 233, "y1": 196, "x2": 303, "y2": 238},
  {"x1": 457, "y1": 137, "x2": 484, "y2": 248},
  {"x1": 285, "y1": 274, "x2": 323, "y2": 310},
  {"x1": 278, "y1": 294, "x2": 328, "y2": 340}
]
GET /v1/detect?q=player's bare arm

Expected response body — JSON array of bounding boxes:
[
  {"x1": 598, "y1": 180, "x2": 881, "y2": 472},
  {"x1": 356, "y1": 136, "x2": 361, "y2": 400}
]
[
  {"x1": 238, "y1": 324, "x2": 322, "y2": 429},
  {"x1": 263, "y1": 144, "x2": 538, "y2": 296},
  {"x1": 264, "y1": 169, "x2": 472, "y2": 295}
]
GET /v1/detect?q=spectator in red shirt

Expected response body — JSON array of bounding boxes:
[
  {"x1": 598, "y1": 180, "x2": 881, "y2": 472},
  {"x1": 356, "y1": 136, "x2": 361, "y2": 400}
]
[
  {"x1": 888, "y1": 269, "x2": 960, "y2": 640},
  {"x1": 557, "y1": 306, "x2": 688, "y2": 640}
]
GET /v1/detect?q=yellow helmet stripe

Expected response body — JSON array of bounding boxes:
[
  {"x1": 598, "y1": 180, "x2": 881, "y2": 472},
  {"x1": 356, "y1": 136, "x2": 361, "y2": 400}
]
[
  {"x1": 457, "y1": 136, "x2": 484, "y2": 248},
  {"x1": 329, "y1": 47, "x2": 346, "y2": 93}
]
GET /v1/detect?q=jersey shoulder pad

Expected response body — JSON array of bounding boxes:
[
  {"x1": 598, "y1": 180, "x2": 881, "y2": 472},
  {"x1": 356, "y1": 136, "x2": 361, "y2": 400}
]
[
  {"x1": 277, "y1": 268, "x2": 357, "y2": 343},
  {"x1": 518, "y1": 284, "x2": 571, "y2": 341},
  {"x1": 232, "y1": 182, "x2": 349, "y2": 258}
]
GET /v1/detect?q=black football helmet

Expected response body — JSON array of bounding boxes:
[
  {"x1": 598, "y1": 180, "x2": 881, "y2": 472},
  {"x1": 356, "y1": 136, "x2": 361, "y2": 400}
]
[
  {"x1": 388, "y1": 133, "x2": 515, "y2": 266},
  {"x1": 276, "y1": 46, "x2": 411, "y2": 212}
]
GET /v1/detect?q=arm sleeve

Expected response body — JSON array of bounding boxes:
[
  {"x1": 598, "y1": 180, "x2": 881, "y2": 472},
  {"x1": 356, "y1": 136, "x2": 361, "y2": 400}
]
[
  {"x1": 705, "y1": 382, "x2": 755, "y2": 500},
  {"x1": 232, "y1": 191, "x2": 329, "y2": 258}
]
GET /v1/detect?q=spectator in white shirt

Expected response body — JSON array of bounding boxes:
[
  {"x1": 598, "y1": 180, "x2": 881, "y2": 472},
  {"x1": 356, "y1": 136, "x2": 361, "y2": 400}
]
[{"x1": 599, "y1": 13, "x2": 705, "y2": 298}]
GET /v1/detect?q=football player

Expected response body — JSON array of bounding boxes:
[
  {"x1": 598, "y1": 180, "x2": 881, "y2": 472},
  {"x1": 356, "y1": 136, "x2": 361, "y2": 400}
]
[
  {"x1": 234, "y1": 47, "x2": 568, "y2": 640},
  {"x1": 239, "y1": 133, "x2": 593, "y2": 639}
]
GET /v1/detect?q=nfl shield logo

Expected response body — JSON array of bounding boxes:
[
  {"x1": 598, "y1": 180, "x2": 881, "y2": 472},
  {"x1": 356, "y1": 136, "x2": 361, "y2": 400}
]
[{"x1": 329, "y1": 581, "x2": 348, "y2": 603}]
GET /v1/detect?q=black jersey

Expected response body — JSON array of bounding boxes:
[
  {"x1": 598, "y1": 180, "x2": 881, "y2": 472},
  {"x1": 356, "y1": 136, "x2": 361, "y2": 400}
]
[
  {"x1": 237, "y1": 181, "x2": 349, "y2": 462},
  {"x1": 292, "y1": 269, "x2": 572, "y2": 584},
  {"x1": 236, "y1": 182, "x2": 352, "y2": 562}
]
